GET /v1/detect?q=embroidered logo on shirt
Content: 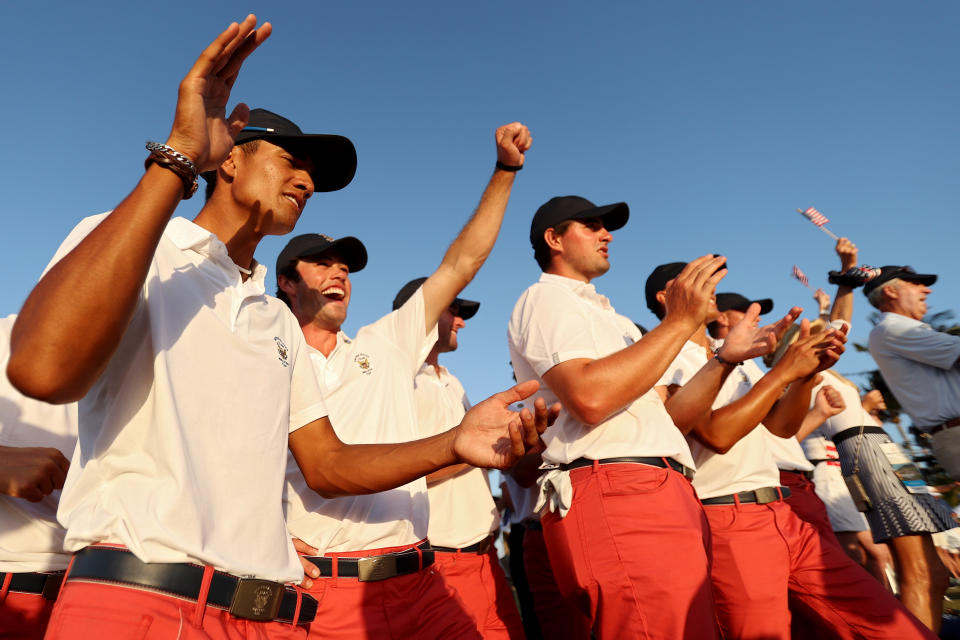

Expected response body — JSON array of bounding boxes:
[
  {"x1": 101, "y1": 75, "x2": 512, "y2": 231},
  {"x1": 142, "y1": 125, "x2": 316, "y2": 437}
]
[
  {"x1": 354, "y1": 353, "x2": 373, "y2": 375},
  {"x1": 275, "y1": 337, "x2": 290, "y2": 367}
]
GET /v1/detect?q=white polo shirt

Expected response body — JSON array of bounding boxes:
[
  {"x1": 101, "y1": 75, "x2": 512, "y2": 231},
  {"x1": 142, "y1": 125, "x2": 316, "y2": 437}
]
[
  {"x1": 413, "y1": 363, "x2": 498, "y2": 548},
  {"x1": 659, "y1": 340, "x2": 780, "y2": 499},
  {"x1": 508, "y1": 273, "x2": 693, "y2": 468},
  {"x1": 284, "y1": 289, "x2": 438, "y2": 553},
  {"x1": 0, "y1": 315, "x2": 78, "y2": 572},
  {"x1": 869, "y1": 312, "x2": 960, "y2": 430},
  {"x1": 49, "y1": 215, "x2": 328, "y2": 583}
]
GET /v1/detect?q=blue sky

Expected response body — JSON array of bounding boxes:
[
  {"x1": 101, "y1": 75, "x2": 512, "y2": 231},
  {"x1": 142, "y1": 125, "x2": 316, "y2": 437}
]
[{"x1": 1, "y1": 2, "x2": 957, "y2": 438}]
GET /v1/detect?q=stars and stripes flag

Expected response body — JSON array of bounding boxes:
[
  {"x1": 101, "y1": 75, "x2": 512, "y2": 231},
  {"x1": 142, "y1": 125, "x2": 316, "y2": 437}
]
[
  {"x1": 801, "y1": 207, "x2": 829, "y2": 227},
  {"x1": 796, "y1": 206, "x2": 839, "y2": 240},
  {"x1": 792, "y1": 265, "x2": 810, "y2": 287}
]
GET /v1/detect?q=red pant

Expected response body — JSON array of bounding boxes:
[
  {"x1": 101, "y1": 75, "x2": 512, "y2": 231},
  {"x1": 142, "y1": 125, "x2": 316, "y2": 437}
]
[
  {"x1": 432, "y1": 547, "x2": 525, "y2": 639},
  {"x1": 44, "y1": 580, "x2": 308, "y2": 640},
  {"x1": 542, "y1": 462, "x2": 719, "y2": 640},
  {"x1": 780, "y1": 470, "x2": 839, "y2": 545},
  {"x1": 301, "y1": 541, "x2": 480, "y2": 639},
  {"x1": 0, "y1": 589, "x2": 54, "y2": 640},
  {"x1": 522, "y1": 526, "x2": 590, "y2": 639},
  {"x1": 704, "y1": 499, "x2": 935, "y2": 640}
]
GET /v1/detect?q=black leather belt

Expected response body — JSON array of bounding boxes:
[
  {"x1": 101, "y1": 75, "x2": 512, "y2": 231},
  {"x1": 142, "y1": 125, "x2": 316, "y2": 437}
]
[
  {"x1": 0, "y1": 571, "x2": 64, "y2": 600},
  {"x1": 701, "y1": 486, "x2": 791, "y2": 505},
  {"x1": 304, "y1": 542, "x2": 434, "y2": 582},
  {"x1": 559, "y1": 456, "x2": 695, "y2": 481},
  {"x1": 431, "y1": 534, "x2": 495, "y2": 555},
  {"x1": 809, "y1": 458, "x2": 840, "y2": 467},
  {"x1": 67, "y1": 547, "x2": 315, "y2": 624},
  {"x1": 779, "y1": 468, "x2": 814, "y2": 481},
  {"x1": 930, "y1": 417, "x2": 960, "y2": 435},
  {"x1": 832, "y1": 425, "x2": 886, "y2": 446}
]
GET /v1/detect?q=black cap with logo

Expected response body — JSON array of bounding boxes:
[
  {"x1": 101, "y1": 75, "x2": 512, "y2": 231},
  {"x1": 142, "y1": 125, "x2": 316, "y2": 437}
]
[
  {"x1": 863, "y1": 266, "x2": 937, "y2": 297},
  {"x1": 392, "y1": 277, "x2": 479, "y2": 320},
  {"x1": 276, "y1": 234, "x2": 368, "y2": 276}
]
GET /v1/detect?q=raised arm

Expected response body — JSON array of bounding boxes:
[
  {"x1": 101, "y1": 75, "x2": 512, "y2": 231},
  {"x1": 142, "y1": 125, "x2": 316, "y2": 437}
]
[
  {"x1": 795, "y1": 385, "x2": 845, "y2": 442},
  {"x1": 289, "y1": 380, "x2": 559, "y2": 497},
  {"x1": 7, "y1": 16, "x2": 271, "y2": 403},
  {"x1": 542, "y1": 255, "x2": 726, "y2": 426},
  {"x1": 830, "y1": 237, "x2": 858, "y2": 325},
  {"x1": 420, "y1": 123, "x2": 532, "y2": 333}
]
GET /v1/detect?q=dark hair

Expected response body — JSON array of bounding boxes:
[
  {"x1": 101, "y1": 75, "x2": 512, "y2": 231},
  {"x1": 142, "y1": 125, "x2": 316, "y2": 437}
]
[
  {"x1": 533, "y1": 219, "x2": 574, "y2": 271},
  {"x1": 275, "y1": 259, "x2": 301, "y2": 308},
  {"x1": 203, "y1": 140, "x2": 262, "y2": 201}
]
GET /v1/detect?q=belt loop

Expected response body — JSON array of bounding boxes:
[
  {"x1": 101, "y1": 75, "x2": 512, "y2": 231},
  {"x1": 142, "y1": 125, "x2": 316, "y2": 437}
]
[
  {"x1": 660, "y1": 456, "x2": 670, "y2": 472},
  {"x1": 192, "y1": 564, "x2": 214, "y2": 627},
  {"x1": 776, "y1": 486, "x2": 784, "y2": 501},
  {"x1": 0, "y1": 572, "x2": 11, "y2": 605},
  {"x1": 290, "y1": 587, "x2": 302, "y2": 628},
  {"x1": 733, "y1": 493, "x2": 741, "y2": 510},
  {"x1": 416, "y1": 545, "x2": 424, "y2": 568},
  {"x1": 592, "y1": 459, "x2": 600, "y2": 474},
  {"x1": 332, "y1": 556, "x2": 338, "y2": 579}
]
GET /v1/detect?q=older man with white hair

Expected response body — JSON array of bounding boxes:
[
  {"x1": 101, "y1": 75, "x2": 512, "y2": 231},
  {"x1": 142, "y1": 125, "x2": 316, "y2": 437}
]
[{"x1": 866, "y1": 266, "x2": 960, "y2": 480}]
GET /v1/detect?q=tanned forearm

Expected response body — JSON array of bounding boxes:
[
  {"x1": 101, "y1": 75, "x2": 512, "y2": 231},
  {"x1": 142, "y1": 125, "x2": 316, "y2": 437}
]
[
  {"x1": 662, "y1": 358, "x2": 735, "y2": 434},
  {"x1": 690, "y1": 367, "x2": 795, "y2": 453},
  {"x1": 831, "y1": 286, "x2": 854, "y2": 325},
  {"x1": 426, "y1": 463, "x2": 471, "y2": 485},
  {"x1": 8, "y1": 166, "x2": 184, "y2": 403},
  {"x1": 543, "y1": 315, "x2": 699, "y2": 426},
  {"x1": 796, "y1": 407, "x2": 830, "y2": 442},
  {"x1": 763, "y1": 376, "x2": 818, "y2": 438}
]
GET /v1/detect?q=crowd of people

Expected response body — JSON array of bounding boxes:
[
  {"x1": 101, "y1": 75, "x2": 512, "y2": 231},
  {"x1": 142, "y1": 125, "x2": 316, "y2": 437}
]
[{"x1": 2, "y1": 15, "x2": 960, "y2": 640}]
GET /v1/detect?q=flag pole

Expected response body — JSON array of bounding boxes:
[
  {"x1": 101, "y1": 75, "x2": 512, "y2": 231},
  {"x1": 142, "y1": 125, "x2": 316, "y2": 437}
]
[{"x1": 796, "y1": 208, "x2": 839, "y2": 240}]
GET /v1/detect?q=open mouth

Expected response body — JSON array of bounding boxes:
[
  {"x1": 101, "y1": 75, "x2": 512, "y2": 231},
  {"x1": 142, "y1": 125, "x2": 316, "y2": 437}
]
[
  {"x1": 283, "y1": 194, "x2": 303, "y2": 211},
  {"x1": 320, "y1": 286, "x2": 345, "y2": 301}
]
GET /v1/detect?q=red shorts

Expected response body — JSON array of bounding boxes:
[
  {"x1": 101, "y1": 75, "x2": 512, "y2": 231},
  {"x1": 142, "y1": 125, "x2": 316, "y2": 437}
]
[
  {"x1": 522, "y1": 525, "x2": 590, "y2": 639},
  {"x1": 542, "y1": 462, "x2": 719, "y2": 640},
  {"x1": 301, "y1": 541, "x2": 481, "y2": 639},
  {"x1": 780, "y1": 470, "x2": 839, "y2": 545},
  {"x1": 704, "y1": 498, "x2": 935, "y2": 640},
  {"x1": 0, "y1": 585, "x2": 55, "y2": 640},
  {"x1": 432, "y1": 546, "x2": 524, "y2": 639}
]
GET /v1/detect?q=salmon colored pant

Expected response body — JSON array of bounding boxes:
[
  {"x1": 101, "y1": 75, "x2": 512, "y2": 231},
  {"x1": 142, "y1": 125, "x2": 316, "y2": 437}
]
[
  {"x1": 704, "y1": 499, "x2": 936, "y2": 640},
  {"x1": 0, "y1": 584, "x2": 54, "y2": 640},
  {"x1": 542, "y1": 462, "x2": 720, "y2": 640},
  {"x1": 432, "y1": 547, "x2": 525, "y2": 639},
  {"x1": 522, "y1": 526, "x2": 590, "y2": 639}
]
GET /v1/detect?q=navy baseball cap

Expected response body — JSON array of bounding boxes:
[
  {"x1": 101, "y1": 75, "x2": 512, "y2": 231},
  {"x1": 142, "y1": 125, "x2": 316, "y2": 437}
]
[
  {"x1": 863, "y1": 266, "x2": 937, "y2": 297},
  {"x1": 392, "y1": 277, "x2": 479, "y2": 320},
  {"x1": 716, "y1": 292, "x2": 773, "y2": 315},
  {"x1": 529, "y1": 196, "x2": 629, "y2": 249},
  {"x1": 276, "y1": 234, "x2": 368, "y2": 276}
]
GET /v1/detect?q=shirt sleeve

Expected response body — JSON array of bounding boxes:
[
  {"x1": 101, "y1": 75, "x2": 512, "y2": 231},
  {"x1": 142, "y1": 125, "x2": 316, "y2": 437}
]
[
  {"x1": 369, "y1": 286, "x2": 439, "y2": 375},
  {"x1": 509, "y1": 285, "x2": 602, "y2": 378},
  {"x1": 872, "y1": 318, "x2": 960, "y2": 371},
  {"x1": 40, "y1": 213, "x2": 112, "y2": 277},
  {"x1": 287, "y1": 321, "x2": 328, "y2": 433}
]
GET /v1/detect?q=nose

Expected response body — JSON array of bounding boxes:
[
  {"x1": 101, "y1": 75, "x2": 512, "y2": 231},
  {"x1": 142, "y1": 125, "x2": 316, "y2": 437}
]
[
  {"x1": 600, "y1": 227, "x2": 613, "y2": 242},
  {"x1": 295, "y1": 170, "x2": 314, "y2": 200},
  {"x1": 453, "y1": 316, "x2": 466, "y2": 330}
]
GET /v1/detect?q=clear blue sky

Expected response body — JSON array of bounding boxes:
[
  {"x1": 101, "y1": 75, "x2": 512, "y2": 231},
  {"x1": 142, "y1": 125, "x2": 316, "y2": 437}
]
[{"x1": 1, "y1": 2, "x2": 957, "y2": 437}]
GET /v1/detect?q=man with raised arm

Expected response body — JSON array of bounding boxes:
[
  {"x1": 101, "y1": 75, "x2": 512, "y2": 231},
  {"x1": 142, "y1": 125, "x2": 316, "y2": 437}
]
[
  {"x1": 6, "y1": 18, "x2": 551, "y2": 638},
  {"x1": 507, "y1": 195, "x2": 781, "y2": 639},
  {"x1": 275, "y1": 122, "x2": 533, "y2": 639},
  {"x1": 650, "y1": 260, "x2": 935, "y2": 639}
]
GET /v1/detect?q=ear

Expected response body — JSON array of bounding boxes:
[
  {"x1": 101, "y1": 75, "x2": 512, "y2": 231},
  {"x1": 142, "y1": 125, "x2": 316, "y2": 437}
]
[
  {"x1": 277, "y1": 273, "x2": 298, "y2": 299},
  {"x1": 544, "y1": 227, "x2": 564, "y2": 252},
  {"x1": 219, "y1": 147, "x2": 241, "y2": 181},
  {"x1": 655, "y1": 289, "x2": 667, "y2": 309}
]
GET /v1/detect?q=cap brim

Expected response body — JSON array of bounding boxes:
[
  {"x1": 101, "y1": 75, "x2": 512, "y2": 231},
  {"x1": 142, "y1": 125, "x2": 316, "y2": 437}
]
[
  {"x1": 299, "y1": 236, "x2": 368, "y2": 273},
  {"x1": 754, "y1": 298, "x2": 774, "y2": 315},
  {"x1": 454, "y1": 299, "x2": 480, "y2": 320},
  {"x1": 236, "y1": 132, "x2": 358, "y2": 193},
  {"x1": 570, "y1": 202, "x2": 629, "y2": 232},
  {"x1": 902, "y1": 273, "x2": 937, "y2": 287}
]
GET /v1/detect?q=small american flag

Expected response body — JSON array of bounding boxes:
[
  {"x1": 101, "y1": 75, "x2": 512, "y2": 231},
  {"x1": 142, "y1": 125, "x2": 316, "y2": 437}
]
[
  {"x1": 801, "y1": 207, "x2": 829, "y2": 227},
  {"x1": 792, "y1": 265, "x2": 810, "y2": 287}
]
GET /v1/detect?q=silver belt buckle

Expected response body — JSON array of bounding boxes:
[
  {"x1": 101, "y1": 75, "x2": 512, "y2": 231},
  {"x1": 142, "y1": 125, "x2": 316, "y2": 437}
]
[
  {"x1": 229, "y1": 578, "x2": 284, "y2": 621},
  {"x1": 357, "y1": 554, "x2": 398, "y2": 582}
]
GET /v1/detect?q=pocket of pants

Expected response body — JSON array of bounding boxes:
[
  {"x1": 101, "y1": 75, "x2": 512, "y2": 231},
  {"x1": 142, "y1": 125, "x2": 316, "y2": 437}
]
[
  {"x1": 48, "y1": 607, "x2": 153, "y2": 639},
  {"x1": 598, "y1": 464, "x2": 670, "y2": 496}
]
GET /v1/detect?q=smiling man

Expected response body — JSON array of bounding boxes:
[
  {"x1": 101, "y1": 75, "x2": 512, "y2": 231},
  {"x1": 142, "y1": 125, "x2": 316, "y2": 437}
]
[
  {"x1": 867, "y1": 266, "x2": 960, "y2": 481},
  {"x1": 276, "y1": 123, "x2": 536, "y2": 639}
]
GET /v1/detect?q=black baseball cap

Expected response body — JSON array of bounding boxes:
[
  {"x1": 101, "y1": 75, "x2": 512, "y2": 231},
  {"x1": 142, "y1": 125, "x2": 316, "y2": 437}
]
[
  {"x1": 716, "y1": 292, "x2": 774, "y2": 315},
  {"x1": 392, "y1": 277, "x2": 480, "y2": 320},
  {"x1": 276, "y1": 234, "x2": 368, "y2": 276},
  {"x1": 529, "y1": 196, "x2": 629, "y2": 249},
  {"x1": 644, "y1": 262, "x2": 686, "y2": 316},
  {"x1": 204, "y1": 108, "x2": 357, "y2": 193},
  {"x1": 863, "y1": 266, "x2": 937, "y2": 297}
]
